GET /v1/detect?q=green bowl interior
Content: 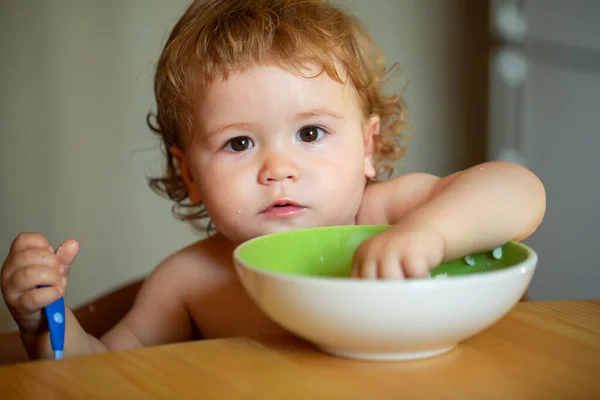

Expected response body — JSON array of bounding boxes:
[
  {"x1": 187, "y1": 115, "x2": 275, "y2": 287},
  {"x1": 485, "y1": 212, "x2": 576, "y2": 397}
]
[{"x1": 236, "y1": 225, "x2": 532, "y2": 278}]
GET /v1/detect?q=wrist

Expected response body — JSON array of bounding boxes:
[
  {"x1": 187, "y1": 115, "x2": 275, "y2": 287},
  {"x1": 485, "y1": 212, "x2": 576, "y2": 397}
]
[
  {"x1": 392, "y1": 212, "x2": 446, "y2": 240},
  {"x1": 19, "y1": 329, "x2": 51, "y2": 359},
  {"x1": 390, "y1": 214, "x2": 448, "y2": 263}
]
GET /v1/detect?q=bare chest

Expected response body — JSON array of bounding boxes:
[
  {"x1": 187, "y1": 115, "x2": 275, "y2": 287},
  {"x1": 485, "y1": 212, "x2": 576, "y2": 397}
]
[{"x1": 186, "y1": 270, "x2": 289, "y2": 340}]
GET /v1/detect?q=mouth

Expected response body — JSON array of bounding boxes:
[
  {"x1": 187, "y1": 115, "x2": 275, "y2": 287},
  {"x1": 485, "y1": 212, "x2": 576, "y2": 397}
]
[{"x1": 260, "y1": 199, "x2": 307, "y2": 217}]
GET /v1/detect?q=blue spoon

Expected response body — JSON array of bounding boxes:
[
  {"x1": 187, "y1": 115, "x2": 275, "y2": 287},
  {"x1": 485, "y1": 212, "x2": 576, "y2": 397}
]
[{"x1": 42, "y1": 291, "x2": 65, "y2": 360}]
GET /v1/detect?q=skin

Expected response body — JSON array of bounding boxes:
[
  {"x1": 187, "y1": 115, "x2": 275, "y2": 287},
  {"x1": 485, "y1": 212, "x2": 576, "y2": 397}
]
[{"x1": 0, "y1": 64, "x2": 546, "y2": 360}]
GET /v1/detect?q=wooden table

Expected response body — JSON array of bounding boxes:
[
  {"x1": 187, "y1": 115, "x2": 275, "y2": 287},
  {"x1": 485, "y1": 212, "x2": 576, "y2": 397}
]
[{"x1": 1, "y1": 300, "x2": 599, "y2": 399}]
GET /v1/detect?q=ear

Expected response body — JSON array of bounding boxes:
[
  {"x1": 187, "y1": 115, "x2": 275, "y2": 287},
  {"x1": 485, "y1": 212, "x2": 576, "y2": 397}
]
[
  {"x1": 363, "y1": 114, "x2": 380, "y2": 179},
  {"x1": 169, "y1": 145, "x2": 202, "y2": 204}
]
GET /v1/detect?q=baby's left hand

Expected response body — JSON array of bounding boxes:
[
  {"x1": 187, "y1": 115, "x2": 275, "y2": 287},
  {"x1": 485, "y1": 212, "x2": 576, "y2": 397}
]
[{"x1": 351, "y1": 223, "x2": 446, "y2": 279}]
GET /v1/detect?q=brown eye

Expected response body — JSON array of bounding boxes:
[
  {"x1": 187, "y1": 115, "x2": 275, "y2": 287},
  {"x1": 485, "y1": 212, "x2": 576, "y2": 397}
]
[
  {"x1": 297, "y1": 126, "x2": 325, "y2": 143},
  {"x1": 226, "y1": 136, "x2": 254, "y2": 152}
]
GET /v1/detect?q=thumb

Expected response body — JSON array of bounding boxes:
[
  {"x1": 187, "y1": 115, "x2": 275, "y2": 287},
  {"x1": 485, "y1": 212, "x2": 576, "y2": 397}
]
[{"x1": 55, "y1": 239, "x2": 80, "y2": 273}]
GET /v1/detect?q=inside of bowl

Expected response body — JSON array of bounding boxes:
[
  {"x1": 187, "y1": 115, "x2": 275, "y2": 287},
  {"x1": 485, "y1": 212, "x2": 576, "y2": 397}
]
[{"x1": 236, "y1": 225, "x2": 532, "y2": 278}]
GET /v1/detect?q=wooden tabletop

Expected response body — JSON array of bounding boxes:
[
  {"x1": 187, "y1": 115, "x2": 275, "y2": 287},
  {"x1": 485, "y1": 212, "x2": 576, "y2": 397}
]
[{"x1": 1, "y1": 300, "x2": 599, "y2": 399}]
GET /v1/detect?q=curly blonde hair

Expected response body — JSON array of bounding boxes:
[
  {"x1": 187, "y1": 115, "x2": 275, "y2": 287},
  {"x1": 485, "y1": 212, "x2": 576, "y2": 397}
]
[{"x1": 148, "y1": 0, "x2": 407, "y2": 225}]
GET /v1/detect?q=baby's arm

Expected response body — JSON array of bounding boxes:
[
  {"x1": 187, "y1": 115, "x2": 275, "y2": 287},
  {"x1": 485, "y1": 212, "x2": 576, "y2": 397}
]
[
  {"x1": 99, "y1": 256, "x2": 196, "y2": 352},
  {"x1": 25, "y1": 249, "x2": 195, "y2": 359},
  {"x1": 355, "y1": 161, "x2": 545, "y2": 277}
]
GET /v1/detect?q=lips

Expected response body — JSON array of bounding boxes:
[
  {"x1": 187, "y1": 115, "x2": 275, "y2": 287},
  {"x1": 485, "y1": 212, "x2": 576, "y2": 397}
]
[{"x1": 260, "y1": 199, "x2": 306, "y2": 217}]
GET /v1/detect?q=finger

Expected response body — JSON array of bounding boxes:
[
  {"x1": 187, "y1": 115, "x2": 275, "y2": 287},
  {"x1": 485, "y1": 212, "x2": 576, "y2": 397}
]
[
  {"x1": 7, "y1": 265, "x2": 62, "y2": 293},
  {"x1": 55, "y1": 239, "x2": 79, "y2": 273},
  {"x1": 402, "y1": 255, "x2": 429, "y2": 279},
  {"x1": 350, "y1": 245, "x2": 366, "y2": 278},
  {"x1": 10, "y1": 232, "x2": 52, "y2": 253},
  {"x1": 378, "y1": 254, "x2": 405, "y2": 280},
  {"x1": 359, "y1": 259, "x2": 378, "y2": 279},
  {"x1": 350, "y1": 258, "x2": 362, "y2": 278},
  {"x1": 17, "y1": 287, "x2": 63, "y2": 313},
  {"x1": 350, "y1": 260, "x2": 359, "y2": 278},
  {"x1": 2, "y1": 249, "x2": 60, "y2": 281}
]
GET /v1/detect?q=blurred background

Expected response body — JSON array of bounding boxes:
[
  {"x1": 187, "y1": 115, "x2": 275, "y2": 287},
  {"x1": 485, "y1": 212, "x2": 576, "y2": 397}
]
[{"x1": 1, "y1": 0, "x2": 598, "y2": 333}]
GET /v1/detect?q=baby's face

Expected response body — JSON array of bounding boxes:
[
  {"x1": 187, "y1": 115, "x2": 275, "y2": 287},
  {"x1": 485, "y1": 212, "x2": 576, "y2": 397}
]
[{"x1": 182, "y1": 64, "x2": 378, "y2": 244}]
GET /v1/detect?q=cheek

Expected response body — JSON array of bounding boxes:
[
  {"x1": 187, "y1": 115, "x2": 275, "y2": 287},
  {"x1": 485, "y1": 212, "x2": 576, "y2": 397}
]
[
  {"x1": 194, "y1": 160, "x2": 253, "y2": 213},
  {"x1": 321, "y1": 136, "x2": 366, "y2": 175},
  {"x1": 309, "y1": 139, "x2": 366, "y2": 199}
]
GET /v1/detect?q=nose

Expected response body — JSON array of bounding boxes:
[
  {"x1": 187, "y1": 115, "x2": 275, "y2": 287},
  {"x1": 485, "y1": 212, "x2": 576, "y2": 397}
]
[{"x1": 257, "y1": 151, "x2": 299, "y2": 184}]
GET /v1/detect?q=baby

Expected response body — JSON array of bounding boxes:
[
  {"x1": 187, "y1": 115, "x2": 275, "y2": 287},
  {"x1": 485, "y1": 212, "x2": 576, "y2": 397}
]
[{"x1": 1, "y1": 0, "x2": 545, "y2": 360}]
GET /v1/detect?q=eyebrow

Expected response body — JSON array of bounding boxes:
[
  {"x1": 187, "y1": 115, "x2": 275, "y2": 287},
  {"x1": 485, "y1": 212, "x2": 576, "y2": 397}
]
[
  {"x1": 295, "y1": 107, "x2": 344, "y2": 121},
  {"x1": 203, "y1": 107, "x2": 344, "y2": 138},
  {"x1": 204, "y1": 122, "x2": 257, "y2": 138}
]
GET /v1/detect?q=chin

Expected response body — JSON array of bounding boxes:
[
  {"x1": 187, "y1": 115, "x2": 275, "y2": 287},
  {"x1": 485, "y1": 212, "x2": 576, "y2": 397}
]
[{"x1": 223, "y1": 215, "x2": 355, "y2": 244}]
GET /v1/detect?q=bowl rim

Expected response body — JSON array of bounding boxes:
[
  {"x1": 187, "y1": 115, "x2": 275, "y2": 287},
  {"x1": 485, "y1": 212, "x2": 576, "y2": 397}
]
[{"x1": 232, "y1": 225, "x2": 538, "y2": 288}]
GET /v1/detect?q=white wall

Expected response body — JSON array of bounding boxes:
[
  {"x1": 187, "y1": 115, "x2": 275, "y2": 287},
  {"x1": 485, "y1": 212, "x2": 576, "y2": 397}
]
[{"x1": 0, "y1": 0, "x2": 485, "y2": 333}]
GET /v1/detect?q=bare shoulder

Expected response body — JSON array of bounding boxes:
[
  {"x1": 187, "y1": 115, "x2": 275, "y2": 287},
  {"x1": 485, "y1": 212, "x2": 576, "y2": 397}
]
[
  {"x1": 149, "y1": 233, "x2": 235, "y2": 291},
  {"x1": 357, "y1": 173, "x2": 441, "y2": 225}
]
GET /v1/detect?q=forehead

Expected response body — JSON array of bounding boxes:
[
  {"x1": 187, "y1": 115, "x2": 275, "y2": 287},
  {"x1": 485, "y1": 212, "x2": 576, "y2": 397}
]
[{"x1": 195, "y1": 63, "x2": 362, "y2": 122}]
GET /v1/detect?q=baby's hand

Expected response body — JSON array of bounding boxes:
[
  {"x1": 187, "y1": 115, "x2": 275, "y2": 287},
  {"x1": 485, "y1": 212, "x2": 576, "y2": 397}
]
[
  {"x1": 1, "y1": 233, "x2": 79, "y2": 335},
  {"x1": 351, "y1": 223, "x2": 445, "y2": 279}
]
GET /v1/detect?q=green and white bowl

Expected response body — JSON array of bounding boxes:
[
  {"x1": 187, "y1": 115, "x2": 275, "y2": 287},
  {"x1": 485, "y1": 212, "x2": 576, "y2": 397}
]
[{"x1": 233, "y1": 225, "x2": 537, "y2": 361}]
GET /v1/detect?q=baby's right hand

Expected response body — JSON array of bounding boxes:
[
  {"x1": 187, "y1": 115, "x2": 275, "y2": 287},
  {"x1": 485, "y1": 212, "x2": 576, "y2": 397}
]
[{"x1": 1, "y1": 233, "x2": 79, "y2": 335}]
